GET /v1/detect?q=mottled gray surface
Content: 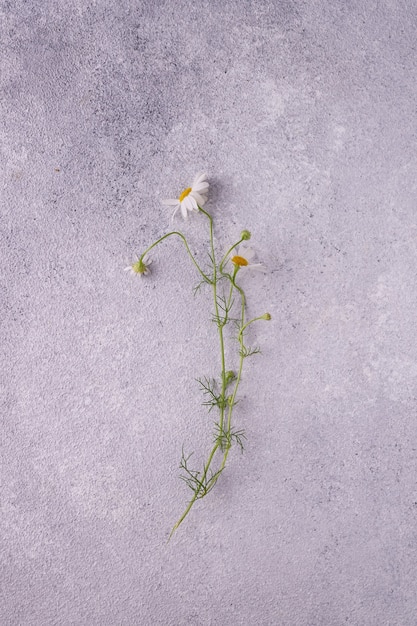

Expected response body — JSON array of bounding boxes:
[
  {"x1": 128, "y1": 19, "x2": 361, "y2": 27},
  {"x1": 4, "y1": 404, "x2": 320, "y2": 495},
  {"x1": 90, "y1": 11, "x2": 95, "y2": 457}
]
[{"x1": 1, "y1": 1, "x2": 417, "y2": 624}]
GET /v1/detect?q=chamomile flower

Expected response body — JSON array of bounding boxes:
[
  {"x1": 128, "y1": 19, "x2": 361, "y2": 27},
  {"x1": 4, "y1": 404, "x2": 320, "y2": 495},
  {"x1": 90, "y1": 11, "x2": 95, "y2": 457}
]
[
  {"x1": 162, "y1": 172, "x2": 209, "y2": 220},
  {"x1": 124, "y1": 253, "x2": 152, "y2": 277},
  {"x1": 230, "y1": 245, "x2": 265, "y2": 273}
]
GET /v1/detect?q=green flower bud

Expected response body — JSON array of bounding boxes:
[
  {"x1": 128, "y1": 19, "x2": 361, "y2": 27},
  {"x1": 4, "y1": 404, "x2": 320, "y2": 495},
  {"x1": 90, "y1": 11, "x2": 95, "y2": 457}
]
[
  {"x1": 225, "y1": 370, "x2": 236, "y2": 384},
  {"x1": 135, "y1": 260, "x2": 147, "y2": 274},
  {"x1": 125, "y1": 253, "x2": 152, "y2": 278},
  {"x1": 261, "y1": 313, "x2": 271, "y2": 320},
  {"x1": 241, "y1": 230, "x2": 251, "y2": 241}
]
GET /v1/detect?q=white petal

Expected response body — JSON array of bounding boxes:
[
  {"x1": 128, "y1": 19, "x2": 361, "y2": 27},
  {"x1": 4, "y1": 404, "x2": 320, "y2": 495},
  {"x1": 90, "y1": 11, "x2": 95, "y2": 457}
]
[
  {"x1": 185, "y1": 196, "x2": 195, "y2": 212},
  {"x1": 193, "y1": 182, "x2": 209, "y2": 192},
  {"x1": 188, "y1": 195, "x2": 198, "y2": 211},
  {"x1": 238, "y1": 246, "x2": 255, "y2": 260},
  {"x1": 190, "y1": 191, "x2": 206, "y2": 206},
  {"x1": 181, "y1": 202, "x2": 188, "y2": 219},
  {"x1": 124, "y1": 266, "x2": 132, "y2": 271},
  {"x1": 171, "y1": 204, "x2": 180, "y2": 220},
  {"x1": 193, "y1": 172, "x2": 207, "y2": 185},
  {"x1": 162, "y1": 198, "x2": 180, "y2": 206}
]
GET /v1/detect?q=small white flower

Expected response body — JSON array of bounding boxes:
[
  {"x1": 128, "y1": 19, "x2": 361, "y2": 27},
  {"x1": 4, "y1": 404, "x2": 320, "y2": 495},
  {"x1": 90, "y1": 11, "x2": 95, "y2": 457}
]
[
  {"x1": 230, "y1": 245, "x2": 265, "y2": 273},
  {"x1": 162, "y1": 172, "x2": 209, "y2": 220},
  {"x1": 124, "y1": 253, "x2": 152, "y2": 277}
]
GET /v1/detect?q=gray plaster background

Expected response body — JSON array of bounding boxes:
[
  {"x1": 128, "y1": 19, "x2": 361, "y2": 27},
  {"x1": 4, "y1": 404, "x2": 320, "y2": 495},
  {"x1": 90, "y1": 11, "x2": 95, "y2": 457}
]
[{"x1": 1, "y1": 1, "x2": 417, "y2": 624}]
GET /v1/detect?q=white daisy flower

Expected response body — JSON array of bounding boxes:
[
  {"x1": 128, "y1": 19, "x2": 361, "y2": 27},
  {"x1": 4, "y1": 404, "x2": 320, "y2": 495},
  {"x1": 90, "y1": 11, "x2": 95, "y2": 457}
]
[
  {"x1": 162, "y1": 172, "x2": 209, "y2": 220},
  {"x1": 230, "y1": 245, "x2": 265, "y2": 273},
  {"x1": 124, "y1": 253, "x2": 152, "y2": 277}
]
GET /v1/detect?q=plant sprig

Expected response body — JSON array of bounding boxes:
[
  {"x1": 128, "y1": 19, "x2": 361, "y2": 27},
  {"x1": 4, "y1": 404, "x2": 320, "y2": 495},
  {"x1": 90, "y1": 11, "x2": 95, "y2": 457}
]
[{"x1": 126, "y1": 174, "x2": 270, "y2": 537}]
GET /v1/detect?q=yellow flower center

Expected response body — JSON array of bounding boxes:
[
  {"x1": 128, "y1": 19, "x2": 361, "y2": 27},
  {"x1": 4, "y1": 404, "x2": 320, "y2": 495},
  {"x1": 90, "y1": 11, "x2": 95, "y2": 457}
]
[
  {"x1": 179, "y1": 187, "x2": 192, "y2": 202},
  {"x1": 231, "y1": 255, "x2": 249, "y2": 267}
]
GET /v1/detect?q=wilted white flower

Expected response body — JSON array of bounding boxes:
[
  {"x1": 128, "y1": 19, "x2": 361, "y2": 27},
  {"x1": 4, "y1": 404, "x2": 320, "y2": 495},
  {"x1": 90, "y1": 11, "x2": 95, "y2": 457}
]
[{"x1": 162, "y1": 172, "x2": 209, "y2": 220}]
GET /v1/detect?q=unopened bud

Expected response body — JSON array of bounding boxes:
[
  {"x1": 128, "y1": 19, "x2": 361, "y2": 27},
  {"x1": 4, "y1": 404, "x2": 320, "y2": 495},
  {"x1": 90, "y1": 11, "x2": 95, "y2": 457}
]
[
  {"x1": 261, "y1": 313, "x2": 271, "y2": 321},
  {"x1": 225, "y1": 370, "x2": 236, "y2": 384},
  {"x1": 241, "y1": 230, "x2": 251, "y2": 241}
]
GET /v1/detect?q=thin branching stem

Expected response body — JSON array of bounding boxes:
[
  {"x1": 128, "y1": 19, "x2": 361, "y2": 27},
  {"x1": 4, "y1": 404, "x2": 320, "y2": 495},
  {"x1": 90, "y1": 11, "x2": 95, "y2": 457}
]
[
  {"x1": 240, "y1": 314, "x2": 269, "y2": 334},
  {"x1": 218, "y1": 272, "x2": 246, "y2": 472},
  {"x1": 170, "y1": 441, "x2": 220, "y2": 539},
  {"x1": 219, "y1": 237, "x2": 245, "y2": 273},
  {"x1": 225, "y1": 272, "x2": 236, "y2": 313},
  {"x1": 141, "y1": 231, "x2": 211, "y2": 284},
  {"x1": 198, "y1": 207, "x2": 227, "y2": 431},
  {"x1": 171, "y1": 208, "x2": 229, "y2": 536},
  {"x1": 167, "y1": 211, "x2": 268, "y2": 538}
]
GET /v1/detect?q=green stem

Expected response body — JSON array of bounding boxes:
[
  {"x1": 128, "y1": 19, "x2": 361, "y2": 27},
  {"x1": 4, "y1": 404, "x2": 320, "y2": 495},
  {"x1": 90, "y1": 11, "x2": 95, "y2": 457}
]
[
  {"x1": 171, "y1": 208, "x2": 228, "y2": 536},
  {"x1": 219, "y1": 238, "x2": 245, "y2": 273},
  {"x1": 198, "y1": 207, "x2": 227, "y2": 431},
  {"x1": 225, "y1": 278, "x2": 235, "y2": 316},
  {"x1": 169, "y1": 441, "x2": 220, "y2": 539},
  {"x1": 219, "y1": 274, "x2": 246, "y2": 471},
  {"x1": 239, "y1": 314, "x2": 268, "y2": 334},
  {"x1": 170, "y1": 218, "x2": 262, "y2": 537},
  {"x1": 141, "y1": 231, "x2": 211, "y2": 284}
]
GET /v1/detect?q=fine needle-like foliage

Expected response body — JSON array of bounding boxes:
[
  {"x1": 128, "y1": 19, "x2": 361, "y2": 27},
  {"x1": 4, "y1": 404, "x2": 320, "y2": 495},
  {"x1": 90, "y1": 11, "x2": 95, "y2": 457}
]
[{"x1": 125, "y1": 173, "x2": 270, "y2": 537}]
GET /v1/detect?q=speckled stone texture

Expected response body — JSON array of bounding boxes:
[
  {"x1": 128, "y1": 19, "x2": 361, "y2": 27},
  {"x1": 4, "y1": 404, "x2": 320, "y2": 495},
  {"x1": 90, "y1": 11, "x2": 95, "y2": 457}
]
[{"x1": 1, "y1": 0, "x2": 417, "y2": 624}]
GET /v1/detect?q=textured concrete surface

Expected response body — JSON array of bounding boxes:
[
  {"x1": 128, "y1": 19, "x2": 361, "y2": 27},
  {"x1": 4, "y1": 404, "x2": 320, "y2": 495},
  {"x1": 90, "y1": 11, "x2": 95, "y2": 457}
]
[{"x1": 1, "y1": 1, "x2": 417, "y2": 624}]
